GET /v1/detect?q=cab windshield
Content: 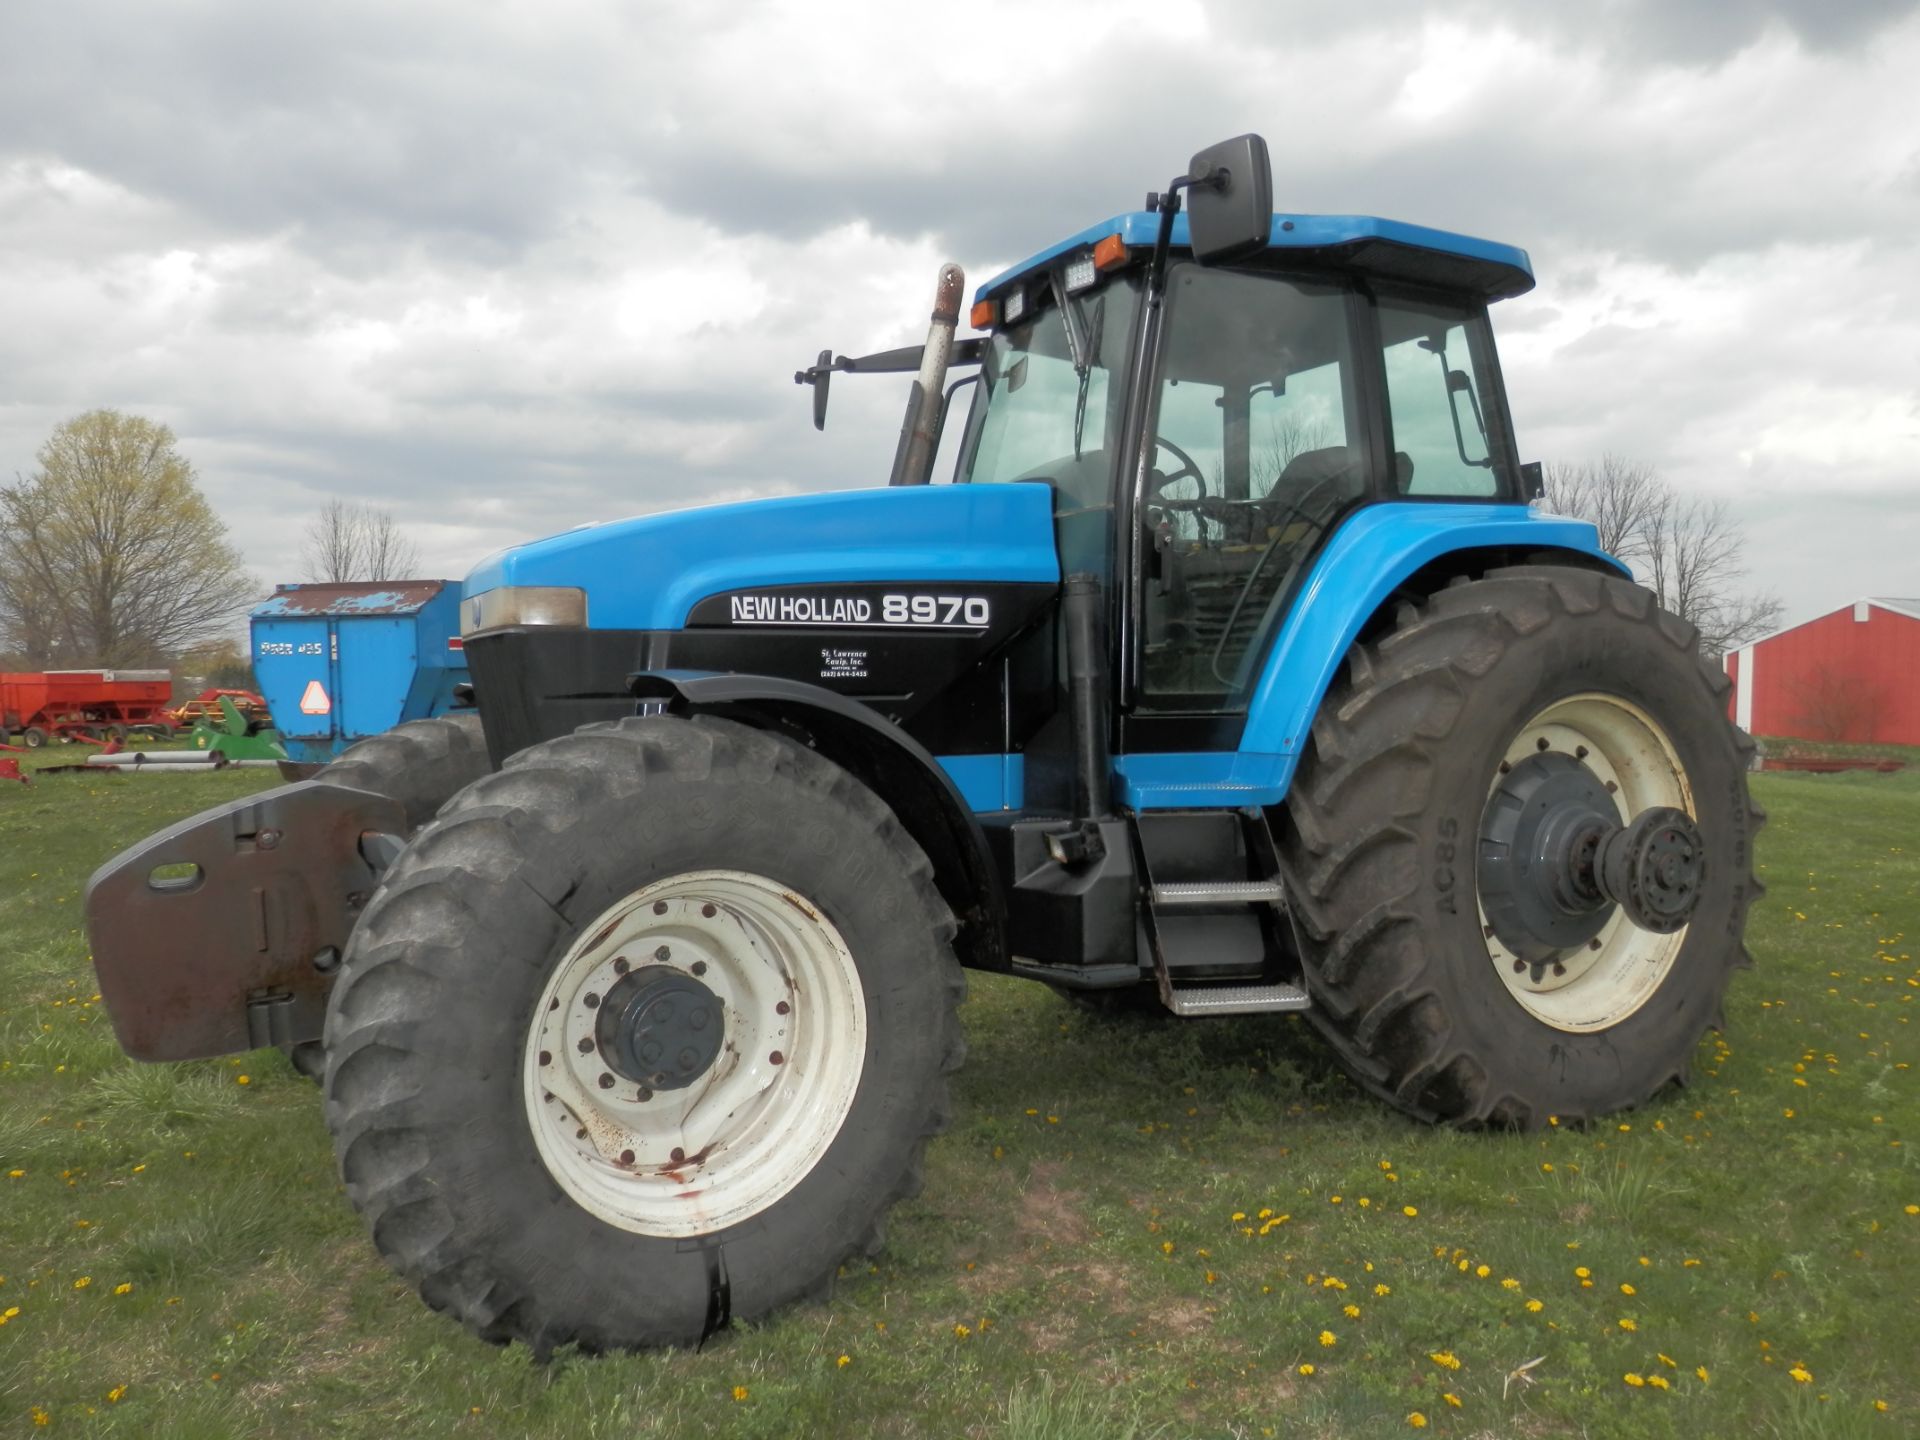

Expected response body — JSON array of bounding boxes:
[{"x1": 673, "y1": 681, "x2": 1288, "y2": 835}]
[{"x1": 955, "y1": 278, "x2": 1140, "y2": 513}]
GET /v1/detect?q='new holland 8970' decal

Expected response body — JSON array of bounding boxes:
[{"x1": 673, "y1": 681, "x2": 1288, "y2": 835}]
[{"x1": 726, "y1": 593, "x2": 991, "y2": 628}]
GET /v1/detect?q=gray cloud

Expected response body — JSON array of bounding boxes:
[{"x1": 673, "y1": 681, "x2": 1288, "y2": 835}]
[{"x1": 1, "y1": 0, "x2": 1916, "y2": 625}]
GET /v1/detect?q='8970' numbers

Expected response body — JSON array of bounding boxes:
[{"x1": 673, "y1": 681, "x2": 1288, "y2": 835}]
[{"x1": 881, "y1": 594, "x2": 989, "y2": 626}]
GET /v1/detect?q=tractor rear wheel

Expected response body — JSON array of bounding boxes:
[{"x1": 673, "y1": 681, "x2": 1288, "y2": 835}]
[
  {"x1": 280, "y1": 714, "x2": 492, "y2": 1081},
  {"x1": 1278, "y1": 566, "x2": 1762, "y2": 1128},
  {"x1": 322, "y1": 714, "x2": 964, "y2": 1351}
]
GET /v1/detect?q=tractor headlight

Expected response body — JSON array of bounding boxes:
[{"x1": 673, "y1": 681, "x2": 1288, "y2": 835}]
[{"x1": 461, "y1": 586, "x2": 588, "y2": 638}]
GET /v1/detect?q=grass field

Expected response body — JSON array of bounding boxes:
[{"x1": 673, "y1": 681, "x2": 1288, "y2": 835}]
[{"x1": 2, "y1": 748, "x2": 1915, "y2": 1437}]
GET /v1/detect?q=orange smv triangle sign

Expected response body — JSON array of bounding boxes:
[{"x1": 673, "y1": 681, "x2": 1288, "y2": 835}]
[{"x1": 299, "y1": 679, "x2": 331, "y2": 715}]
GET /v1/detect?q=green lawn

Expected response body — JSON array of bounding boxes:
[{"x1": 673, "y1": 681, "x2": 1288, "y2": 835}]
[{"x1": 1, "y1": 751, "x2": 1914, "y2": 1437}]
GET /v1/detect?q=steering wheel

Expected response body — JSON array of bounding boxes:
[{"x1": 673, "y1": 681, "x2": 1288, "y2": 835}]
[{"x1": 1147, "y1": 436, "x2": 1208, "y2": 504}]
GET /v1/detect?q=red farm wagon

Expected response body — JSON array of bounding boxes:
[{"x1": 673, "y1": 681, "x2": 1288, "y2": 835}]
[{"x1": 0, "y1": 670, "x2": 175, "y2": 747}]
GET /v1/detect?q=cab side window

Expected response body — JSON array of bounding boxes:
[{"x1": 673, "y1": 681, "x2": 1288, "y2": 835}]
[{"x1": 1376, "y1": 294, "x2": 1512, "y2": 499}]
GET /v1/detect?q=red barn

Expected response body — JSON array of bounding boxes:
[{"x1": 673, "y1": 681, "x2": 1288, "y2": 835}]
[{"x1": 1725, "y1": 597, "x2": 1920, "y2": 745}]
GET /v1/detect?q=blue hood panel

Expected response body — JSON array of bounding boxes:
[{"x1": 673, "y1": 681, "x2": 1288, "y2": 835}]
[{"x1": 464, "y1": 483, "x2": 1061, "y2": 631}]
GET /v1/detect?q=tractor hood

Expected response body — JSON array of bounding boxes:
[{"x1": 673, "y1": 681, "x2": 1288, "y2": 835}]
[{"x1": 462, "y1": 482, "x2": 1060, "y2": 632}]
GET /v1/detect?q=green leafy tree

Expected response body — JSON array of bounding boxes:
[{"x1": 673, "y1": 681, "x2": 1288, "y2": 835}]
[{"x1": 0, "y1": 410, "x2": 256, "y2": 666}]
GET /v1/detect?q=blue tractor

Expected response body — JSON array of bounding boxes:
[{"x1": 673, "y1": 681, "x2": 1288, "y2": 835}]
[{"x1": 85, "y1": 136, "x2": 1759, "y2": 1353}]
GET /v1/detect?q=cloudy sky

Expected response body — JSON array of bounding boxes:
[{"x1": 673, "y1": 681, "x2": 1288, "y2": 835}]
[{"x1": 2, "y1": 0, "x2": 1916, "y2": 625}]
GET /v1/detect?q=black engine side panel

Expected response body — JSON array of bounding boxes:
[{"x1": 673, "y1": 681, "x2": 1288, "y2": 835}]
[{"x1": 466, "y1": 581, "x2": 1059, "y2": 766}]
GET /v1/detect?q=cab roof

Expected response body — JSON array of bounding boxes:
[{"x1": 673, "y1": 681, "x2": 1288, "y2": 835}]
[{"x1": 976, "y1": 211, "x2": 1535, "y2": 305}]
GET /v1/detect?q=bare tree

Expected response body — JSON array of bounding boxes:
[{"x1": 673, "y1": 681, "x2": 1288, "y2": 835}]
[
  {"x1": 1791, "y1": 662, "x2": 1881, "y2": 742},
  {"x1": 301, "y1": 499, "x2": 421, "y2": 583},
  {"x1": 0, "y1": 410, "x2": 255, "y2": 666},
  {"x1": 1548, "y1": 457, "x2": 1780, "y2": 658},
  {"x1": 1544, "y1": 454, "x2": 1662, "y2": 564}
]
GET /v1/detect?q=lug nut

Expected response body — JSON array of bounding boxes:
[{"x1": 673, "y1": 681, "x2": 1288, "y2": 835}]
[
  {"x1": 538, "y1": 1050, "x2": 552, "y2": 1066},
  {"x1": 613, "y1": 956, "x2": 630, "y2": 975},
  {"x1": 653, "y1": 901, "x2": 668, "y2": 915},
  {"x1": 691, "y1": 960, "x2": 707, "y2": 977},
  {"x1": 670, "y1": 1147, "x2": 686, "y2": 1163},
  {"x1": 584, "y1": 992, "x2": 600, "y2": 1009},
  {"x1": 577, "y1": 1037, "x2": 594, "y2": 1054},
  {"x1": 769, "y1": 1050, "x2": 785, "y2": 1066},
  {"x1": 702, "y1": 904, "x2": 717, "y2": 918},
  {"x1": 619, "y1": 1149, "x2": 635, "y2": 1165},
  {"x1": 636, "y1": 1087, "x2": 652, "y2": 1103},
  {"x1": 655, "y1": 945, "x2": 671, "y2": 962},
  {"x1": 598, "y1": 1073, "x2": 615, "y2": 1089},
  {"x1": 776, "y1": 1000, "x2": 790, "y2": 1015}
]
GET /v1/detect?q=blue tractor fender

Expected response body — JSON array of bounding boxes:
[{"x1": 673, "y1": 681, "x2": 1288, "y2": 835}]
[
  {"x1": 628, "y1": 669, "x2": 1008, "y2": 972},
  {"x1": 1115, "y1": 503, "x2": 1630, "y2": 810}
]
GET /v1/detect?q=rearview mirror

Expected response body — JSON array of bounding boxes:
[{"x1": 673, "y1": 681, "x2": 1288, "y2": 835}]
[{"x1": 1186, "y1": 134, "x2": 1272, "y2": 265}]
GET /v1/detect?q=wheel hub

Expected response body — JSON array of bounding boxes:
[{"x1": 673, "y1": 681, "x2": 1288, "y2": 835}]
[
  {"x1": 1479, "y1": 751, "x2": 1706, "y2": 966},
  {"x1": 1478, "y1": 751, "x2": 1621, "y2": 963},
  {"x1": 595, "y1": 967, "x2": 725, "y2": 1091}
]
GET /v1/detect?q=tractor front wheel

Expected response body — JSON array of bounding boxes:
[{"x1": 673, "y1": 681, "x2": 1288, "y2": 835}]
[
  {"x1": 1279, "y1": 566, "x2": 1762, "y2": 1128},
  {"x1": 21, "y1": 727, "x2": 46, "y2": 749},
  {"x1": 322, "y1": 715, "x2": 964, "y2": 1350}
]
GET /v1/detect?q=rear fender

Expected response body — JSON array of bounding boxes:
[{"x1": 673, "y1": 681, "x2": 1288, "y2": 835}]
[{"x1": 83, "y1": 781, "x2": 406, "y2": 1061}]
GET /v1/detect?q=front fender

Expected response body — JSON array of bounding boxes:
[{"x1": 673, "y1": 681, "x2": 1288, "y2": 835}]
[{"x1": 630, "y1": 669, "x2": 1008, "y2": 971}]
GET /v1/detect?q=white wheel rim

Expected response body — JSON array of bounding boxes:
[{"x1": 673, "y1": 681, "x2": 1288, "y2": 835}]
[
  {"x1": 523, "y1": 870, "x2": 867, "y2": 1238},
  {"x1": 1477, "y1": 693, "x2": 1694, "y2": 1033}
]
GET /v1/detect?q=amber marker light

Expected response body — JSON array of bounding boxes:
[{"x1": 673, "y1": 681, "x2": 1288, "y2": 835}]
[
  {"x1": 1093, "y1": 233, "x2": 1129, "y2": 272},
  {"x1": 969, "y1": 299, "x2": 997, "y2": 329}
]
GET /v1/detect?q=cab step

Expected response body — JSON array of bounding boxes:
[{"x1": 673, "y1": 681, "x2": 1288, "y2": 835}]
[
  {"x1": 1165, "y1": 981, "x2": 1310, "y2": 1016},
  {"x1": 1149, "y1": 879, "x2": 1285, "y2": 907}
]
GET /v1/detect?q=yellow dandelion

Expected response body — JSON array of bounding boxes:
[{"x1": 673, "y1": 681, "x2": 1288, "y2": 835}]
[
  {"x1": 1429, "y1": 1351, "x2": 1461, "y2": 1370},
  {"x1": 1402, "y1": 1205, "x2": 1418, "y2": 1217},
  {"x1": 1624, "y1": 1373, "x2": 1646, "y2": 1387},
  {"x1": 1873, "y1": 1400, "x2": 1888, "y2": 1412},
  {"x1": 837, "y1": 1354, "x2": 850, "y2": 1368},
  {"x1": 1789, "y1": 1365, "x2": 1812, "y2": 1384},
  {"x1": 954, "y1": 1323, "x2": 972, "y2": 1339},
  {"x1": 1374, "y1": 1284, "x2": 1391, "y2": 1297},
  {"x1": 1298, "y1": 1363, "x2": 1315, "y2": 1376},
  {"x1": 1525, "y1": 1299, "x2": 1544, "y2": 1313},
  {"x1": 113, "y1": 1283, "x2": 132, "y2": 1296},
  {"x1": 1443, "y1": 1392, "x2": 1462, "y2": 1407},
  {"x1": 1657, "y1": 1353, "x2": 1676, "y2": 1368},
  {"x1": 1407, "y1": 1412, "x2": 1428, "y2": 1429},
  {"x1": 1475, "y1": 1264, "x2": 1490, "y2": 1278},
  {"x1": 1343, "y1": 1304, "x2": 1360, "y2": 1318},
  {"x1": 72, "y1": 1277, "x2": 91, "y2": 1290},
  {"x1": 1696, "y1": 1366, "x2": 1710, "y2": 1383},
  {"x1": 1574, "y1": 1266, "x2": 1591, "y2": 1279},
  {"x1": 1319, "y1": 1330, "x2": 1336, "y2": 1347},
  {"x1": 1618, "y1": 1318, "x2": 1637, "y2": 1332},
  {"x1": 1620, "y1": 1283, "x2": 1636, "y2": 1296},
  {"x1": 732, "y1": 1385, "x2": 749, "y2": 1402},
  {"x1": 1905, "y1": 1204, "x2": 1918, "y2": 1216},
  {"x1": 1648, "y1": 1375, "x2": 1670, "y2": 1391},
  {"x1": 236, "y1": 1075, "x2": 249, "y2": 1086},
  {"x1": 1205, "y1": 1271, "x2": 1216, "y2": 1285},
  {"x1": 1161, "y1": 1241, "x2": 1174, "y2": 1255},
  {"x1": 1500, "y1": 1277, "x2": 1520, "y2": 1289}
]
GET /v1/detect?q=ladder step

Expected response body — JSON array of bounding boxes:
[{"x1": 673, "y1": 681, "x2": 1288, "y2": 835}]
[
  {"x1": 1166, "y1": 981, "x2": 1310, "y2": 1017},
  {"x1": 1150, "y1": 879, "x2": 1285, "y2": 907}
]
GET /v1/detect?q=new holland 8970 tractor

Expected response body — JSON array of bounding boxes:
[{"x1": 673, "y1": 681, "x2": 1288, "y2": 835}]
[{"x1": 85, "y1": 136, "x2": 1759, "y2": 1353}]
